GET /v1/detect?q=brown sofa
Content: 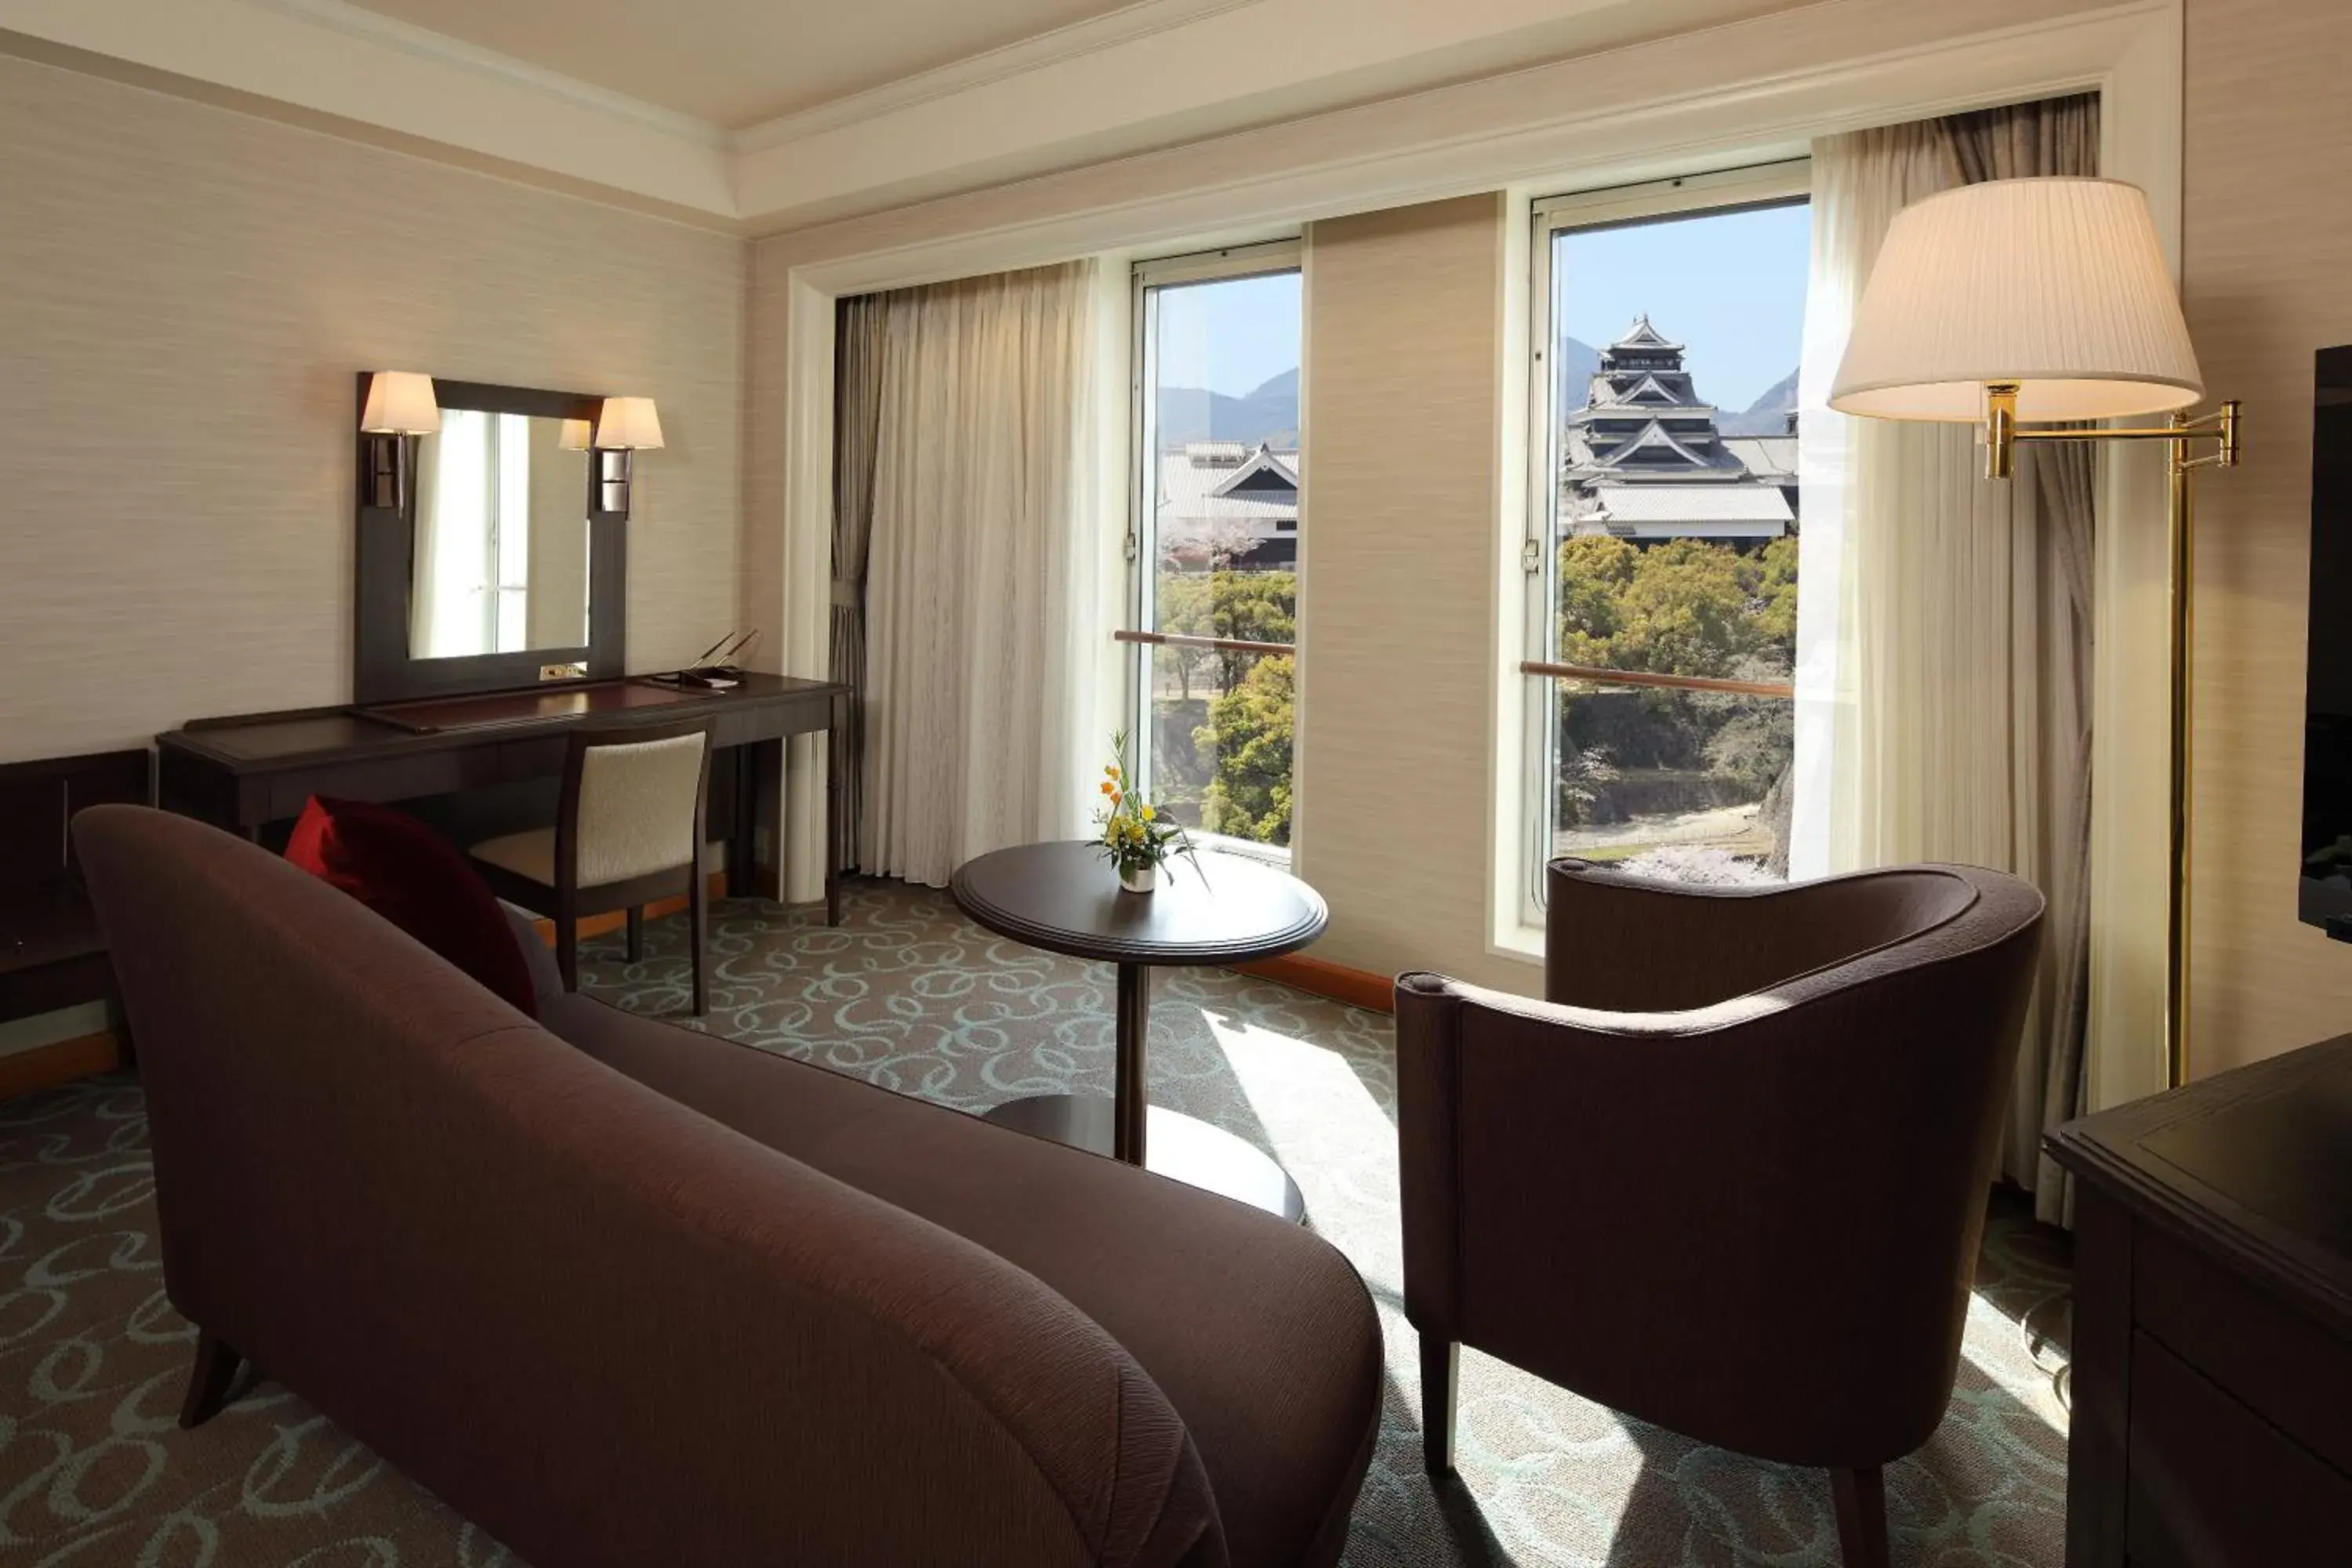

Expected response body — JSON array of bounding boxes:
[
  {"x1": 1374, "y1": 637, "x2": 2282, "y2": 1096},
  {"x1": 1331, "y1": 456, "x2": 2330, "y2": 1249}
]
[
  {"x1": 1397, "y1": 857, "x2": 2045, "y2": 1568},
  {"x1": 75, "y1": 805, "x2": 1381, "y2": 1568}
]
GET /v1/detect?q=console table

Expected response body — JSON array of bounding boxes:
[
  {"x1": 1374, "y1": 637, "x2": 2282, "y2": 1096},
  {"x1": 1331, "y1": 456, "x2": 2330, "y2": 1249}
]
[
  {"x1": 2045, "y1": 1033, "x2": 2352, "y2": 1566},
  {"x1": 156, "y1": 673, "x2": 851, "y2": 924}
]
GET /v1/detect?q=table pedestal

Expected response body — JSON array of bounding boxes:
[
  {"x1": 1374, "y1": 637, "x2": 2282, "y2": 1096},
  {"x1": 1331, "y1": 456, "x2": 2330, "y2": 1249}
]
[
  {"x1": 983, "y1": 1097, "x2": 1305, "y2": 1221},
  {"x1": 984, "y1": 960, "x2": 1305, "y2": 1222}
]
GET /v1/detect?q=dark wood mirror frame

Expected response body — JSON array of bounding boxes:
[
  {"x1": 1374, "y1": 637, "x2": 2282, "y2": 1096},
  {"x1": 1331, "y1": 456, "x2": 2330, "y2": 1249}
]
[{"x1": 353, "y1": 375, "x2": 626, "y2": 706}]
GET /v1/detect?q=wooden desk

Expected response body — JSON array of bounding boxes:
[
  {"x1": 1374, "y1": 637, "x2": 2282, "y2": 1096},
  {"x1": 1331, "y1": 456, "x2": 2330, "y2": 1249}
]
[
  {"x1": 156, "y1": 673, "x2": 851, "y2": 924},
  {"x1": 2045, "y1": 1035, "x2": 2352, "y2": 1566}
]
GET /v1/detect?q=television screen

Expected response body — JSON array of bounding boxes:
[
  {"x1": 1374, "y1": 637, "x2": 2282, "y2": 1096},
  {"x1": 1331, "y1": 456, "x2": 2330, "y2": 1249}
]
[{"x1": 2300, "y1": 345, "x2": 2352, "y2": 937}]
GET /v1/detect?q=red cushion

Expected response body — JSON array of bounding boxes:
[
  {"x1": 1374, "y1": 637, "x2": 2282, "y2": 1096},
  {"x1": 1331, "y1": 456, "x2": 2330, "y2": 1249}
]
[{"x1": 284, "y1": 796, "x2": 538, "y2": 1019}]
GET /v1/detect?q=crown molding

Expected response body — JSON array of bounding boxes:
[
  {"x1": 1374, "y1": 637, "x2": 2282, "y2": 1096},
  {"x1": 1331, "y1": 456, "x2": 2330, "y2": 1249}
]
[
  {"x1": 732, "y1": 0, "x2": 1262, "y2": 153},
  {"x1": 245, "y1": 0, "x2": 727, "y2": 146},
  {"x1": 12, "y1": 0, "x2": 1771, "y2": 230},
  {"x1": 0, "y1": 0, "x2": 737, "y2": 212}
]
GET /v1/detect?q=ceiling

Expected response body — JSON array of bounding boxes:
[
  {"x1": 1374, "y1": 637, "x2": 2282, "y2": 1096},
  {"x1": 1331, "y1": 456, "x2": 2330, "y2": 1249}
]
[
  {"x1": 345, "y1": 0, "x2": 1145, "y2": 128},
  {"x1": 0, "y1": 0, "x2": 1809, "y2": 230}
]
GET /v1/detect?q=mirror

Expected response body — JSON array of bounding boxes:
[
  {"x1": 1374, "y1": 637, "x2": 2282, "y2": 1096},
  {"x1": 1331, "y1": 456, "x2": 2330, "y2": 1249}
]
[
  {"x1": 410, "y1": 409, "x2": 590, "y2": 659},
  {"x1": 353, "y1": 376, "x2": 624, "y2": 707}
]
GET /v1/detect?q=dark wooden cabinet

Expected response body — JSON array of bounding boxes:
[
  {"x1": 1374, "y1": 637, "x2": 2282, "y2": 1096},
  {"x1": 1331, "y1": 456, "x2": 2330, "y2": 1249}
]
[
  {"x1": 0, "y1": 750, "x2": 151, "y2": 1028},
  {"x1": 2046, "y1": 1035, "x2": 2352, "y2": 1566}
]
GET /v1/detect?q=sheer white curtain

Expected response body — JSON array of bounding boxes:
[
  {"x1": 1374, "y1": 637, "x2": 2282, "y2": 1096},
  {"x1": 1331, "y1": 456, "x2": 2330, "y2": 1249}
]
[
  {"x1": 859, "y1": 260, "x2": 1102, "y2": 887},
  {"x1": 1794, "y1": 98, "x2": 2100, "y2": 1221}
]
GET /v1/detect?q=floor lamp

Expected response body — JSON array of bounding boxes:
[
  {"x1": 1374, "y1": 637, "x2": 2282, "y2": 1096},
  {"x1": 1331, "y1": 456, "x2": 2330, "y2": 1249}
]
[{"x1": 1828, "y1": 176, "x2": 2241, "y2": 1090}]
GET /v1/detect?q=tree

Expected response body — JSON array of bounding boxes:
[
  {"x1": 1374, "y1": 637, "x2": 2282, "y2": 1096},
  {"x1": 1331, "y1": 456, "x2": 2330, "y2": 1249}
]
[
  {"x1": 1196, "y1": 654, "x2": 1294, "y2": 844},
  {"x1": 1154, "y1": 568, "x2": 1296, "y2": 697},
  {"x1": 1556, "y1": 533, "x2": 1794, "y2": 680},
  {"x1": 1550, "y1": 532, "x2": 1798, "y2": 853}
]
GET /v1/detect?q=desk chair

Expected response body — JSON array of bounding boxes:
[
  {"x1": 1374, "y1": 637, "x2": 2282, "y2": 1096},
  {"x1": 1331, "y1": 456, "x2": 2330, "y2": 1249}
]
[{"x1": 471, "y1": 719, "x2": 713, "y2": 1015}]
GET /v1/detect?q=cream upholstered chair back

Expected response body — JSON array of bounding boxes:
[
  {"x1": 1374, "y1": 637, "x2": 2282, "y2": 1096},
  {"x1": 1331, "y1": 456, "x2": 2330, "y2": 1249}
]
[{"x1": 567, "y1": 726, "x2": 710, "y2": 889}]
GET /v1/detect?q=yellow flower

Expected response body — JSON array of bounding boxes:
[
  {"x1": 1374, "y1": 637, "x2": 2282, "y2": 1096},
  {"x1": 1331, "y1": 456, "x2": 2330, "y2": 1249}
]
[{"x1": 1140, "y1": 804, "x2": 1156, "y2": 822}]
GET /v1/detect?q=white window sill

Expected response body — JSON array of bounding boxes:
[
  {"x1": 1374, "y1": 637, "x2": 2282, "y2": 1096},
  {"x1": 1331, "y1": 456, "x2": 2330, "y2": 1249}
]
[
  {"x1": 1195, "y1": 835, "x2": 1290, "y2": 869},
  {"x1": 1489, "y1": 920, "x2": 1546, "y2": 966}
]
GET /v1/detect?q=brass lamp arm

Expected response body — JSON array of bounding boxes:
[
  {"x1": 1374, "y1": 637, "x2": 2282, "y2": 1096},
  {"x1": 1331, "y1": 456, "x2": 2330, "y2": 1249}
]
[{"x1": 1982, "y1": 386, "x2": 2241, "y2": 479}]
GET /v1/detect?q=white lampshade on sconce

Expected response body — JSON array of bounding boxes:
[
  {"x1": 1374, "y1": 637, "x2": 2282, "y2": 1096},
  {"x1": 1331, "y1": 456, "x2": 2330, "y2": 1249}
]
[
  {"x1": 591, "y1": 396, "x2": 663, "y2": 515},
  {"x1": 358, "y1": 371, "x2": 441, "y2": 510},
  {"x1": 1828, "y1": 175, "x2": 2241, "y2": 1088},
  {"x1": 556, "y1": 417, "x2": 593, "y2": 452},
  {"x1": 594, "y1": 396, "x2": 664, "y2": 451}
]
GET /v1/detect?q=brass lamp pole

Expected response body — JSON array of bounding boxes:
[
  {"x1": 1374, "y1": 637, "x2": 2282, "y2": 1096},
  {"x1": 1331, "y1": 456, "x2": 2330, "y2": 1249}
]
[
  {"x1": 1987, "y1": 394, "x2": 2242, "y2": 1087},
  {"x1": 1831, "y1": 177, "x2": 2238, "y2": 1090}
]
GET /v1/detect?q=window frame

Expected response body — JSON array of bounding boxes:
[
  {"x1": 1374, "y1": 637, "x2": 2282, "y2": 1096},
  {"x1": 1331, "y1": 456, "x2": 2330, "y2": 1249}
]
[
  {"x1": 1126, "y1": 238, "x2": 1304, "y2": 865},
  {"x1": 1516, "y1": 160, "x2": 1812, "y2": 927}
]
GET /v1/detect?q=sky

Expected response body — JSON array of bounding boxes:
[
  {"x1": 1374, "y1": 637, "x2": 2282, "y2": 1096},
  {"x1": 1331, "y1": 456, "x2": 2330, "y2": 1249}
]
[
  {"x1": 1555, "y1": 201, "x2": 1811, "y2": 412},
  {"x1": 1142, "y1": 199, "x2": 1809, "y2": 412},
  {"x1": 1152, "y1": 270, "x2": 1301, "y2": 398}
]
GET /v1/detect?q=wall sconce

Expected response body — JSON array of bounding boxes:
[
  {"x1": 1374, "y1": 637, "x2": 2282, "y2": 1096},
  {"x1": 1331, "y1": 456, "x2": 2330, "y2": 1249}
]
[
  {"x1": 593, "y1": 396, "x2": 663, "y2": 516},
  {"x1": 358, "y1": 372, "x2": 441, "y2": 511},
  {"x1": 557, "y1": 417, "x2": 593, "y2": 452}
]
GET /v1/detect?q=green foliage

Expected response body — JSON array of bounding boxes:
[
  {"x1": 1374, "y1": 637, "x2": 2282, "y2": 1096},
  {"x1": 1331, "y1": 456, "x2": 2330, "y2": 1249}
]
[
  {"x1": 1556, "y1": 534, "x2": 1795, "y2": 679},
  {"x1": 1157, "y1": 569, "x2": 1296, "y2": 695},
  {"x1": 1552, "y1": 532, "x2": 1797, "y2": 833},
  {"x1": 1196, "y1": 655, "x2": 1294, "y2": 845}
]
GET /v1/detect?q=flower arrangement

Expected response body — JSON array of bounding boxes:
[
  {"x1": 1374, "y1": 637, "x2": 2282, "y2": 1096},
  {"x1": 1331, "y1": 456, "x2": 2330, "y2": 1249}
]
[{"x1": 1094, "y1": 730, "x2": 1203, "y2": 893}]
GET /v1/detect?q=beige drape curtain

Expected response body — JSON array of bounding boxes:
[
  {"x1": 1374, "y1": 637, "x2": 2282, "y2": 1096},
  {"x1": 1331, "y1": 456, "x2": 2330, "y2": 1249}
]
[
  {"x1": 1795, "y1": 95, "x2": 2099, "y2": 1224},
  {"x1": 858, "y1": 260, "x2": 1101, "y2": 887},
  {"x1": 830, "y1": 296, "x2": 886, "y2": 873}
]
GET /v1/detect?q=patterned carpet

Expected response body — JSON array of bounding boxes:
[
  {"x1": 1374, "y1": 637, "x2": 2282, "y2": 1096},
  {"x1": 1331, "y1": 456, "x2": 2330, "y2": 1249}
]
[{"x1": 0, "y1": 876, "x2": 2074, "y2": 1566}]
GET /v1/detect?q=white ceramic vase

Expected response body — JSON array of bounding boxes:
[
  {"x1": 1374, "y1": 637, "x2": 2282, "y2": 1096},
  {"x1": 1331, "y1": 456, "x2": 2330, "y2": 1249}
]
[{"x1": 1119, "y1": 862, "x2": 1159, "y2": 894}]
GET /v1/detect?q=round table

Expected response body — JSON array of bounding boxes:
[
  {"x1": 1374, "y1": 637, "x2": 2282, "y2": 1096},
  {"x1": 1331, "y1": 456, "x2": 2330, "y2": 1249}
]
[{"x1": 949, "y1": 840, "x2": 1327, "y2": 1221}]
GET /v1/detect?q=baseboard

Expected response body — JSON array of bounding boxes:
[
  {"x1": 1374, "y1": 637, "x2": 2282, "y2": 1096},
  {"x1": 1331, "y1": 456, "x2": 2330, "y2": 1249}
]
[
  {"x1": 0, "y1": 1031, "x2": 122, "y2": 1098},
  {"x1": 1229, "y1": 953, "x2": 1396, "y2": 1014},
  {"x1": 528, "y1": 869, "x2": 730, "y2": 947}
]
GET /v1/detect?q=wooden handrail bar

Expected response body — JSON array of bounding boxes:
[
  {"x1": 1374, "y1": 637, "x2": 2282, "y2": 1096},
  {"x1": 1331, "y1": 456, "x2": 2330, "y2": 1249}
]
[
  {"x1": 1116, "y1": 630, "x2": 1294, "y2": 658},
  {"x1": 1519, "y1": 660, "x2": 1794, "y2": 699}
]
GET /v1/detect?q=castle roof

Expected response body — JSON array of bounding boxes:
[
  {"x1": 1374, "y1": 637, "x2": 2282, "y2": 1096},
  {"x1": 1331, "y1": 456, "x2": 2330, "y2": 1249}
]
[{"x1": 1603, "y1": 314, "x2": 1684, "y2": 355}]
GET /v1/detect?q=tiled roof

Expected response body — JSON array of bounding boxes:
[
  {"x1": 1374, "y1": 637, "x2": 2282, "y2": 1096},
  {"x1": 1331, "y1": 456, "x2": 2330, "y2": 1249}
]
[
  {"x1": 1586, "y1": 484, "x2": 1793, "y2": 524},
  {"x1": 1721, "y1": 435, "x2": 1798, "y2": 477},
  {"x1": 1158, "y1": 445, "x2": 1299, "y2": 536}
]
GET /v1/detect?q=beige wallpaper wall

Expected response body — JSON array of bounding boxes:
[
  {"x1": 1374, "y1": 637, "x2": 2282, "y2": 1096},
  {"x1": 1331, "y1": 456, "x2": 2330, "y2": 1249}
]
[
  {"x1": 1295, "y1": 196, "x2": 1526, "y2": 992},
  {"x1": 0, "y1": 54, "x2": 746, "y2": 764},
  {"x1": 2179, "y1": 0, "x2": 2352, "y2": 1072}
]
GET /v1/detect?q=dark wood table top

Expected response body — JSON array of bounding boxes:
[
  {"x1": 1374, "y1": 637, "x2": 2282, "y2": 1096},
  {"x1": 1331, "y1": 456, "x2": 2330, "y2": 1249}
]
[
  {"x1": 950, "y1": 840, "x2": 1327, "y2": 967},
  {"x1": 2046, "y1": 1032, "x2": 2352, "y2": 1339},
  {"x1": 155, "y1": 673, "x2": 847, "y2": 772}
]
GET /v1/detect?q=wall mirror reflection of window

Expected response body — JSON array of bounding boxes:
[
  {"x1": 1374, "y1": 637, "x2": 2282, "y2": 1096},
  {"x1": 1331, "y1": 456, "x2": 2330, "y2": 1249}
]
[{"x1": 410, "y1": 409, "x2": 592, "y2": 660}]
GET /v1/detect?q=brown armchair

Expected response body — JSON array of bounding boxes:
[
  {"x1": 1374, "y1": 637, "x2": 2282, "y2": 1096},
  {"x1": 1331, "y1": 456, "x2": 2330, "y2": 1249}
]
[{"x1": 1396, "y1": 858, "x2": 2045, "y2": 1568}]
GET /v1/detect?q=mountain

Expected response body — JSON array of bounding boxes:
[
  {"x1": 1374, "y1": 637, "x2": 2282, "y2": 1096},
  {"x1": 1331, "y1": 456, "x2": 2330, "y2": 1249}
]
[
  {"x1": 1718, "y1": 367, "x2": 1801, "y2": 436},
  {"x1": 1555, "y1": 336, "x2": 1601, "y2": 411},
  {"x1": 1154, "y1": 367, "x2": 1298, "y2": 448}
]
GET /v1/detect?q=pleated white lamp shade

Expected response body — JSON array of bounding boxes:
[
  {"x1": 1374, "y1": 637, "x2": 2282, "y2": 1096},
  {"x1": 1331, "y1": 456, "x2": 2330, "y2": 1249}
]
[
  {"x1": 594, "y1": 396, "x2": 665, "y2": 450},
  {"x1": 358, "y1": 371, "x2": 441, "y2": 434},
  {"x1": 1830, "y1": 177, "x2": 2203, "y2": 423}
]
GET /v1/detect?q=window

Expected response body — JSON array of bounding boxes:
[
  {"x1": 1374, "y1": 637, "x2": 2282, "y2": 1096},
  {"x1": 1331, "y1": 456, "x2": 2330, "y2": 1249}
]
[
  {"x1": 1519, "y1": 164, "x2": 1809, "y2": 907},
  {"x1": 1127, "y1": 242, "x2": 1303, "y2": 856}
]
